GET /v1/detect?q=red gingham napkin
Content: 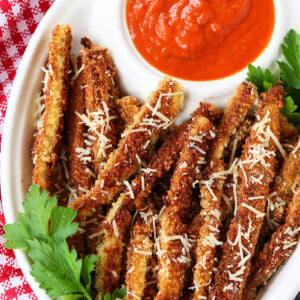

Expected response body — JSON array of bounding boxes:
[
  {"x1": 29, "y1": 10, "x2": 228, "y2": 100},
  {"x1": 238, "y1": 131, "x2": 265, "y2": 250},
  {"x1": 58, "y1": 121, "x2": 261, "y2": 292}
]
[{"x1": 0, "y1": 1, "x2": 54, "y2": 299}]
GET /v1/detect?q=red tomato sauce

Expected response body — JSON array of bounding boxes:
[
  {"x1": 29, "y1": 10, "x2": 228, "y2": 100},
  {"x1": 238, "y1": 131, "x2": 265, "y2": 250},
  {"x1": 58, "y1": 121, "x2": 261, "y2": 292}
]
[{"x1": 126, "y1": 0, "x2": 275, "y2": 81}]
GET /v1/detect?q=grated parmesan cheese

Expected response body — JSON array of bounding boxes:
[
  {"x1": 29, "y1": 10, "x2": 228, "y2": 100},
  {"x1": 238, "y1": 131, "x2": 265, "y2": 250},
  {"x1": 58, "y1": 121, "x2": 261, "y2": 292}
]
[
  {"x1": 124, "y1": 180, "x2": 135, "y2": 199},
  {"x1": 112, "y1": 220, "x2": 119, "y2": 237}
]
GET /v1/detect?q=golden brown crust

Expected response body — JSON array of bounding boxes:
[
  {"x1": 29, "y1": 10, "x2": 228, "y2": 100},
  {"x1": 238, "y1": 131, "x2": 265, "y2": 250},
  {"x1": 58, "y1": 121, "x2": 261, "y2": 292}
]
[
  {"x1": 125, "y1": 207, "x2": 155, "y2": 300},
  {"x1": 244, "y1": 177, "x2": 300, "y2": 300},
  {"x1": 94, "y1": 123, "x2": 189, "y2": 295},
  {"x1": 80, "y1": 40, "x2": 119, "y2": 173},
  {"x1": 192, "y1": 83, "x2": 257, "y2": 299},
  {"x1": 279, "y1": 114, "x2": 297, "y2": 141},
  {"x1": 211, "y1": 85, "x2": 283, "y2": 300},
  {"x1": 95, "y1": 203, "x2": 131, "y2": 294},
  {"x1": 117, "y1": 96, "x2": 141, "y2": 128},
  {"x1": 46, "y1": 144, "x2": 71, "y2": 207},
  {"x1": 267, "y1": 137, "x2": 300, "y2": 228},
  {"x1": 224, "y1": 117, "x2": 255, "y2": 165},
  {"x1": 156, "y1": 116, "x2": 214, "y2": 300},
  {"x1": 221, "y1": 118, "x2": 255, "y2": 220},
  {"x1": 32, "y1": 24, "x2": 72, "y2": 191},
  {"x1": 66, "y1": 58, "x2": 95, "y2": 195},
  {"x1": 72, "y1": 77, "x2": 184, "y2": 218},
  {"x1": 80, "y1": 206, "x2": 105, "y2": 254}
]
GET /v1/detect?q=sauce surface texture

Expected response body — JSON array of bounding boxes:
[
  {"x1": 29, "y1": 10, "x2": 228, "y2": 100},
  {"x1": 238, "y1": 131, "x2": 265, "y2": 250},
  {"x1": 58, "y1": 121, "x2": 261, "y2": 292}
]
[{"x1": 126, "y1": 0, "x2": 275, "y2": 81}]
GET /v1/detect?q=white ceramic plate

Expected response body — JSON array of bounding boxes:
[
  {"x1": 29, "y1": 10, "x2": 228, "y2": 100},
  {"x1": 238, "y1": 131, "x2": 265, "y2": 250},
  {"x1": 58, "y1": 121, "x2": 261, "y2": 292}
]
[{"x1": 1, "y1": 0, "x2": 300, "y2": 299}]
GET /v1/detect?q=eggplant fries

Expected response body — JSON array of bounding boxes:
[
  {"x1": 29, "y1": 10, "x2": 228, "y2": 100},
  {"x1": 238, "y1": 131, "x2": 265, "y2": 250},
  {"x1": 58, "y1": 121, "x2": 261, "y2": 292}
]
[{"x1": 31, "y1": 25, "x2": 300, "y2": 300}]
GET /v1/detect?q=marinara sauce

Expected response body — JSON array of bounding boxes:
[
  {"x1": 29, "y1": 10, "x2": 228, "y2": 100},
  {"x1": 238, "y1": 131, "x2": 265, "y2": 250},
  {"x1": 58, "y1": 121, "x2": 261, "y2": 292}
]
[{"x1": 126, "y1": 0, "x2": 275, "y2": 81}]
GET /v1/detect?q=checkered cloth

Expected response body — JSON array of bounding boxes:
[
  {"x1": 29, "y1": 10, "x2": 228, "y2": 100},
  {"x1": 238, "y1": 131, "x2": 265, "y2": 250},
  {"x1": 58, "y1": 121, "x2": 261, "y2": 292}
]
[{"x1": 0, "y1": 1, "x2": 54, "y2": 299}]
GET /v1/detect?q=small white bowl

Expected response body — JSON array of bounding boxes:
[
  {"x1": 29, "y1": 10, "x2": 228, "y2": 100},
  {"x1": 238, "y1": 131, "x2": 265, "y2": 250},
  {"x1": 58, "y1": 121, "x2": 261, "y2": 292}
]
[{"x1": 112, "y1": 0, "x2": 288, "y2": 123}]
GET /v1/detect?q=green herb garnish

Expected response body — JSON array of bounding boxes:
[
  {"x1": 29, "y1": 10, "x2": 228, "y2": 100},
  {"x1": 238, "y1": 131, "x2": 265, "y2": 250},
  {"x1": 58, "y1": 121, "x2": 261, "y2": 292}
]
[
  {"x1": 246, "y1": 64, "x2": 276, "y2": 94},
  {"x1": 246, "y1": 29, "x2": 300, "y2": 126},
  {"x1": 98, "y1": 288, "x2": 127, "y2": 300},
  {"x1": 3, "y1": 184, "x2": 126, "y2": 300}
]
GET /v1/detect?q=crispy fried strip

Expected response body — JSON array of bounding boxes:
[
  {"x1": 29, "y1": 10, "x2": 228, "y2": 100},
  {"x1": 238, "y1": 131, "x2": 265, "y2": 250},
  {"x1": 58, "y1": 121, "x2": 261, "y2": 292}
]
[
  {"x1": 279, "y1": 114, "x2": 297, "y2": 141},
  {"x1": 32, "y1": 25, "x2": 72, "y2": 191},
  {"x1": 211, "y1": 85, "x2": 283, "y2": 300},
  {"x1": 117, "y1": 96, "x2": 141, "y2": 128},
  {"x1": 73, "y1": 94, "x2": 140, "y2": 253},
  {"x1": 221, "y1": 117, "x2": 255, "y2": 219},
  {"x1": 95, "y1": 123, "x2": 188, "y2": 294},
  {"x1": 110, "y1": 102, "x2": 217, "y2": 214},
  {"x1": 224, "y1": 117, "x2": 255, "y2": 166},
  {"x1": 72, "y1": 78, "x2": 184, "y2": 218},
  {"x1": 95, "y1": 206, "x2": 131, "y2": 294},
  {"x1": 125, "y1": 207, "x2": 155, "y2": 300},
  {"x1": 80, "y1": 39, "x2": 119, "y2": 173},
  {"x1": 156, "y1": 116, "x2": 214, "y2": 300},
  {"x1": 66, "y1": 58, "x2": 95, "y2": 195},
  {"x1": 267, "y1": 137, "x2": 300, "y2": 228},
  {"x1": 192, "y1": 83, "x2": 257, "y2": 299},
  {"x1": 244, "y1": 177, "x2": 300, "y2": 300},
  {"x1": 79, "y1": 95, "x2": 141, "y2": 253}
]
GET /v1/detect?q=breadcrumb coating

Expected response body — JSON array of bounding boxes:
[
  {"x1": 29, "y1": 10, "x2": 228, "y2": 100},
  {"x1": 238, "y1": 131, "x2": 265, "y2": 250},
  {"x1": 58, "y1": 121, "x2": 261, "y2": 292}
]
[
  {"x1": 192, "y1": 82, "x2": 257, "y2": 300},
  {"x1": 94, "y1": 123, "x2": 189, "y2": 295},
  {"x1": 32, "y1": 24, "x2": 72, "y2": 191},
  {"x1": 211, "y1": 85, "x2": 283, "y2": 300},
  {"x1": 72, "y1": 77, "x2": 184, "y2": 218},
  {"x1": 245, "y1": 177, "x2": 300, "y2": 299},
  {"x1": 156, "y1": 115, "x2": 214, "y2": 300},
  {"x1": 66, "y1": 58, "x2": 95, "y2": 195},
  {"x1": 117, "y1": 96, "x2": 141, "y2": 128},
  {"x1": 80, "y1": 39, "x2": 120, "y2": 173},
  {"x1": 267, "y1": 136, "x2": 300, "y2": 229},
  {"x1": 125, "y1": 207, "x2": 156, "y2": 300}
]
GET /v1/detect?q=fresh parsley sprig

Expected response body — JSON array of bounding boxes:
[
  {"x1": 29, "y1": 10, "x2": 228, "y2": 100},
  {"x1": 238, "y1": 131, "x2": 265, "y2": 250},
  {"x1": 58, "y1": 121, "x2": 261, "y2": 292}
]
[
  {"x1": 246, "y1": 29, "x2": 300, "y2": 126},
  {"x1": 277, "y1": 29, "x2": 300, "y2": 89},
  {"x1": 3, "y1": 184, "x2": 126, "y2": 300},
  {"x1": 98, "y1": 288, "x2": 127, "y2": 300}
]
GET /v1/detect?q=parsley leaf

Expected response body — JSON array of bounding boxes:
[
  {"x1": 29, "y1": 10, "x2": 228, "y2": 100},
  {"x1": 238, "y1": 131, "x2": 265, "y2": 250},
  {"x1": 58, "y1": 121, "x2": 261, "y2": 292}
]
[
  {"x1": 3, "y1": 184, "x2": 125, "y2": 300},
  {"x1": 246, "y1": 64, "x2": 276, "y2": 93},
  {"x1": 98, "y1": 288, "x2": 127, "y2": 300},
  {"x1": 81, "y1": 254, "x2": 99, "y2": 293},
  {"x1": 3, "y1": 185, "x2": 55, "y2": 249},
  {"x1": 281, "y1": 96, "x2": 300, "y2": 124},
  {"x1": 246, "y1": 29, "x2": 300, "y2": 127},
  {"x1": 27, "y1": 239, "x2": 89, "y2": 298},
  {"x1": 277, "y1": 29, "x2": 300, "y2": 89},
  {"x1": 50, "y1": 206, "x2": 78, "y2": 240}
]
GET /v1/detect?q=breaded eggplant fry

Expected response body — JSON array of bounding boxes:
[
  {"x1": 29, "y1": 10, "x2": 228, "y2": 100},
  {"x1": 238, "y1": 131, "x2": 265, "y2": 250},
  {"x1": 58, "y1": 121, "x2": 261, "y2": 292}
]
[
  {"x1": 224, "y1": 117, "x2": 255, "y2": 166},
  {"x1": 47, "y1": 144, "x2": 71, "y2": 207},
  {"x1": 95, "y1": 123, "x2": 189, "y2": 294},
  {"x1": 245, "y1": 177, "x2": 300, "y2": 300},
  {"x1": 192, "y1": 83, "x2": 257, "y2": 299},
  {"x1": 66, "y1": 59, "x2": 95, "y2": 195},
  {"x1": 81, "y1": 207, "x2": 105, "y2": 254},
  {"x1": 32, "y1": 24, "x2": 72, "y2": 191},
  {"x1": 94, "y1": 103, "x2": 216, "y2": 294},
  {"x1": 156, "y1": 116, "x2": 215, "y2": 300},
  {"x1": 72, "y1": 78, "x2": 184, "y2": 218},
  {"x1": 80, "y1": 39, "x2": 119, "y2": 173},
  {"x1": 267, "y1": 137, "x2": 300, "y2": 228},
  {"x1": 117, "y1": 96, "x2": 141, "y2": 128},
  {"x1": 189, "y1": 214, "x2": 204, "y2": 258},
  {"x1": 221, "y1": 118, "x2": 255, "y2": 219},
  {"x1": 125, "y1": 207, "x2": 156, "y2": 300},
  {"x1": 211, "y1": 85, "x2": 283, "y2": 300},
  {"x1": 279, "y1": 114, "x2": 297, "y2": 141},
  {"x1": 95, "y1": 204, "x2": 132, "y2": 294}
]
